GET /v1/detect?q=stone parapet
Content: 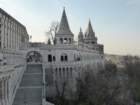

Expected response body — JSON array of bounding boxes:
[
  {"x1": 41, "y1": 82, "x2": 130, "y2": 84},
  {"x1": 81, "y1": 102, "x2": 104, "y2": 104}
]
[{"x1": 0, "y1": 64, "x2": 26, "y2": 105}]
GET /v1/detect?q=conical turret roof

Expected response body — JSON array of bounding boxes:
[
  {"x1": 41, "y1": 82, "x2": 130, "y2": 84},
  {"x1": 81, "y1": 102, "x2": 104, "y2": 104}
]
[
  {"x1": 85, "y1": 20, "x2": 95, "y2": 38},
  {"x1": 56, "y1": 8, "x2": 73, "y2": 35}
]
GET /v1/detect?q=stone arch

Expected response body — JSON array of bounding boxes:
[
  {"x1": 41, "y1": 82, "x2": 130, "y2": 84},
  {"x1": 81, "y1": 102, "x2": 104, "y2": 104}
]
[{"x1": 26, "y1": 51, "x2": 42, "y2": 64}]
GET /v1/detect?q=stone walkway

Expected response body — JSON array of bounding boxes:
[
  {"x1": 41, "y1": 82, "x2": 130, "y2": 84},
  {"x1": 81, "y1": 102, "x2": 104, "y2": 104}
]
[{"x1": 13, "y1": 64, "x2": 43, "y2": 105}]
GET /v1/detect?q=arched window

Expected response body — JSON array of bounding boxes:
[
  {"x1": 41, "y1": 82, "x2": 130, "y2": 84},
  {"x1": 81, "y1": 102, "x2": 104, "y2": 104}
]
[
  {"x1": 53, "y1": 56, "x2": 56, "y2": 62},
  {"x1": 70, "y1": 67, "x2": 72, "y2": 77},
  {"x1": 61, "y1": 56, "x2": 64, "y2": 62},
  {"x1": 64, "y1": 55, "x2": 67, "y2": 61},
  {"x1": 92, "y1": 41, "x2": 95, "y2": 44},
  {"x1": 59, "y1": 68, "x2": 61, "y2": 78},
  {"x1": 69, "y1": 38, "x2": 71, "y2": 43},
  {"x1": 0, "y1": 81, "x2": 2, "y2": 100},
  {"x1": 64, "y1": 38, "x2": 67, "y2": 44},
  {"x1": 66, "y1": 67, "x2": 69, "y2": 78},
  {"x1": 48, "y1": 54, "x2": 52, "y2": 62},
  {"x1": 60, "y1": 38, "x2": 63, "y2": 44},
  {"x1": 63, "y1": 68, "x2": 65, "y2": 78},
  {"x1": 61, "y1": 53, "x2": 68, "y2": 62}
]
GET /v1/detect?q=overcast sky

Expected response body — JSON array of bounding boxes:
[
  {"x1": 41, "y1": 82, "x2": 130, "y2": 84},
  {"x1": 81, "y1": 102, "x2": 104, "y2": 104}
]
[{"x1": 0, "y1": 0, "x2": 140, "y2": 55}]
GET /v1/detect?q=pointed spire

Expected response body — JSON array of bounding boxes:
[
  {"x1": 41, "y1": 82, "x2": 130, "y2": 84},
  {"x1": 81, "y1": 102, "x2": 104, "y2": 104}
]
[
  {"x1": 80, "y1": 27, "x2": 82, "y2": 32},
  {"x1": 78, "y1": 27, "x2": 84, "y2": 42},
  {"x1": 79, "y1": 27, "x2": 83, "y2": 35},
  {"x1": 85, "y1": 19, "x2": 95, "y2": 38},
  {"x1": 56, "y1": 8, "x2": 73, "y2": 35},
  {"x1": 84, "y1": 20, "x2": 97, "y2": 44}
]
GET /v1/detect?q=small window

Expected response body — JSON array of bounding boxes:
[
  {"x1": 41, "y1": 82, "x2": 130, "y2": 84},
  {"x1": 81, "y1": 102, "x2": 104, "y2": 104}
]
[
  {"x1": 66, "y1": 67, "x2": 69, "y2": 78},
  {"x1": 54, "y1": 38, "x2": 57, "y2": 44},
  {"x1": 0, "y1": 81, "x2": 2, "y2": 100},
  {"x1": 64, "y1": 38, "x2": 67, "y2": 43},
  {"x1": 60, "y1": 53, "x2": 68, "y2": 62},
  {"x1": 0, "y1": 41, "x2": 1, "y2": 48},
  {"x1": 63, "y1": 68, "x2": 65, "y2": 77},
  {"x1": 61, "y1": 56, "x2": 64, "y2": 61},
  {"x1": 65, "y1": 55, "x2": 67, "y2": 61},
  {"x1": 60, "y1": 38, "x2": 63, "y2": 44},
  {"x1": 53, "y1": 56, "x2": 56, "y2": 62},
  {"x1": 48, "y1": 54, "x2": 52, "y2": 62},
  {"x1": 70, "y1": 67, "x2": 72, "y2": 77},
  {"x1": 59, "y1": 68, "x2": 61, "y2": 77},
  {"x1": 69, "y1": 38, "x2": 71, "y2": 43},
  {"x1": 92, "y1": 41, "x2": 95, "y2": 44}
]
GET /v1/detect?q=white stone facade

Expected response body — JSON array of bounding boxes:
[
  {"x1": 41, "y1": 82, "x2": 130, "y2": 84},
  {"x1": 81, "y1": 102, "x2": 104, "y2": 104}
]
[
  {"x1": 0, "y1": 8, "x2": 105, "y2": 105},
  {"x1": 26, "y1": 9, "x2": 104, "y2": 98},
  {"x1": 0, "y1": 8, "x2": 29, "y2": 50}
]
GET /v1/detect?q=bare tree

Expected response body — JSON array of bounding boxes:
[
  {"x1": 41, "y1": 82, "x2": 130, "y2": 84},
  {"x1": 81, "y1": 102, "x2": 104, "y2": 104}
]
[
  {"x1": 124, "y1": 56, "x2": 140, "y2": 102},
  {"x1": 76, "y1": 62, "x2": 135, "y2": 105},
  {"x1": 54, "y1": 79, "x2": 69, "y2": 105},
  {"x1": 46, "y1": 21, "x2": 59, "y2": 44},
  {"x1": 47, "y1": 38, "x2": 51, "y2": 45},
  {"x1": 55, "y1": 80, "x2": 67, "y2": 98}
]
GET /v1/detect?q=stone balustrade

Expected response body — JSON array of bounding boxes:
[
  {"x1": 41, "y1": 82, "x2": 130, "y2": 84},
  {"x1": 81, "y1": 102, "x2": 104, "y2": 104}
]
[{"x1": 0, "y1": 64, "x2": 26, "y2": 105}]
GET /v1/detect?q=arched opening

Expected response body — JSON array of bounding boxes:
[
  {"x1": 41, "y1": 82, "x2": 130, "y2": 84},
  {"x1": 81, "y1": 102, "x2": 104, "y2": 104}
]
[
  {"x1": 26, "y1": 51, "x2": 42, "y2": 64},
  {"x1": 53, "y1": 56, "x2": 56, "y2": 62},
  {"x1": 48, "y1": 54, "x2": 52, "y2": 62},
  {"x1": 48, "y1": 55, "x2": 56, "y2": 62},
  {"x1": 60, "y1": 38, "x2": 63, "y2": 44},
  {"x1": 60, "y1": 53, "x2": 68, "y2": 62}
]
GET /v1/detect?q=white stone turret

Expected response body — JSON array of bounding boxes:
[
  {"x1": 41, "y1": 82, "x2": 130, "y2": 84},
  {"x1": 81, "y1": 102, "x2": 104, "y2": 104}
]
[
  {"x1": 84, "y1": 20, "x2": 97, "y2": 44},
  {"x1": 55, "y1": 8, "x2": 74, "y2": 45},
  {"x1": 78, "y1": 28, "x2": 84, "y2": 43}
]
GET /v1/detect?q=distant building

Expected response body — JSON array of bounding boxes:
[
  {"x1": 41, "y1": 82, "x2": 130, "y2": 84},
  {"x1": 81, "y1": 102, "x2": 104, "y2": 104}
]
[
  {"x1": 0, "y1": 8, "x2": 29, "y2": 50},
  {"x1": 105, "y1": 54, "x2": 140, "y2": 69}
]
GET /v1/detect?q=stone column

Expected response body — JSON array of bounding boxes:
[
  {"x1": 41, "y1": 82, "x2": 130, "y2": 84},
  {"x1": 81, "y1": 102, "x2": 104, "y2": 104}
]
[
  {"x1": 2, "y1": 78, "x2": 5, "y2": 105},
  {"x1": 11, "y1": 21, "x2": 13, "y2": 49},
  {"x1": 4, "y1": 78, "x2": 7, "y2": 105},
  {"x1": 5, "y1": 77, "x2": 9, "y2": 105},
  {"x1": 3, "y1": 16, "x2": 6, "y2": 49},
  {"x1": 0, "y1": 76, "x2": 10, "y2": 105},
  {"x1": 6, "y1": 17, "x2": 8, "y2": 49},
  {"x1": 9, "y1": 19, "x2": 12, "y2": 49},
  {"x1": 0, "y1": 79, "x2": 2, "y2": 105},
  {"x1": 6, "y1": 76, "x2": 10, "y2": 105},
  {"x1": 5, "y1": 79, "x2": 7, "y2": 105},
  {"x1": 13, "y1": 22, "x2": 15, "y2": 49}
]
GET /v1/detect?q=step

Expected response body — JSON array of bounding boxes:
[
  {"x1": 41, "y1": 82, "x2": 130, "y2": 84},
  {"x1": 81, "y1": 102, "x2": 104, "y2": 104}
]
[{"x1": 13, "y1": 64, "x2": 43, "y2": 105}]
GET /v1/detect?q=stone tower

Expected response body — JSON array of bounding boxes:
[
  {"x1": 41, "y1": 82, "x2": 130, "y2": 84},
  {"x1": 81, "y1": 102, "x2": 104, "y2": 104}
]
[
  {"x1": 84, "y1": 20, "x2": 97, "y2": 44},
  {"x1": 55, "y1": 8, "x2": 74, "y2": 45},
  {"x1": 78, "y1": 28, "x2": 84, "y2": 43}
]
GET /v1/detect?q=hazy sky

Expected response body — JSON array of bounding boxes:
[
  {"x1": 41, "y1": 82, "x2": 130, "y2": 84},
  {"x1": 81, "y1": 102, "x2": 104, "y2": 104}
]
[{"x1": 0, "y1": 0, "x2": 140, "y2": 55}]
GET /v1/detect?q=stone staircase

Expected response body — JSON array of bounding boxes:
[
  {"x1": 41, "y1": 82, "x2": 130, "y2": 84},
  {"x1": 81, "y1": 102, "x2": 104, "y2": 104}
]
[{"x1": 13, "y1": 64, "x2": 43, "y2": 105}]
